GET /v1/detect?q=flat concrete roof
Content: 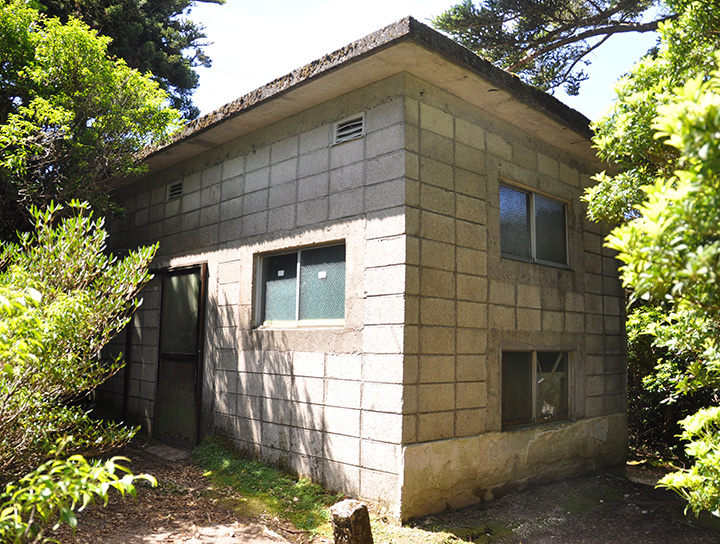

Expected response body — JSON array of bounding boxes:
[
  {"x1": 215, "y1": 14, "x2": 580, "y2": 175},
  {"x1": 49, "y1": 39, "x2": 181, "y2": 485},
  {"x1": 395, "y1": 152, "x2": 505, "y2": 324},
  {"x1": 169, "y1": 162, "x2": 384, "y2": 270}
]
[{"x1": 136, "y1": 17, "x2": 596, "y2": 177}]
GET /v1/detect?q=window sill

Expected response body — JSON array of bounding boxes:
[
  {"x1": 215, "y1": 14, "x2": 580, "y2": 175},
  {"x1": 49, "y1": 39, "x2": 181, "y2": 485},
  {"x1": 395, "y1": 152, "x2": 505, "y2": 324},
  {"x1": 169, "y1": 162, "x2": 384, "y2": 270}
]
[
  {"x1": 501, "y1": 254, "x2": 570, "y2": 270},
  {"x1": 255, "y1": 320, "x2": 345, "y2": 330},
  {"x1": 502, "y1": 417, "x2": 573, "y2": 432}
]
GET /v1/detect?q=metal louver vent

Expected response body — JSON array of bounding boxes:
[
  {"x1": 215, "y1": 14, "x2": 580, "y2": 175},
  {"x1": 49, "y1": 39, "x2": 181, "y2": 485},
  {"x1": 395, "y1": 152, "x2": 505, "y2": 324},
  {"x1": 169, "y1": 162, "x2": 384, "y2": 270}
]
[
  {"x1": 333, "y1": 114, "x2": 364, "y2": 144},
  {"x1": 167, "y1": 181, "x2": 183, "y2": 200}
]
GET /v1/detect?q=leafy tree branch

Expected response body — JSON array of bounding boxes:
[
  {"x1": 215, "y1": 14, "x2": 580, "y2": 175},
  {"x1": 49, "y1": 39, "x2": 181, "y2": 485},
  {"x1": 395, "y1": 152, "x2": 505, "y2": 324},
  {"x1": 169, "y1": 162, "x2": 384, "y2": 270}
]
[
  {"x1": 433, "y1": 0, "x2": 667, "y2": 94},
  {"x1": 0, "y1": 0, "x2": 181, "y2": 240},
  {"x1": 38, "y1": 0, "x2": 225, "y2": 119}
]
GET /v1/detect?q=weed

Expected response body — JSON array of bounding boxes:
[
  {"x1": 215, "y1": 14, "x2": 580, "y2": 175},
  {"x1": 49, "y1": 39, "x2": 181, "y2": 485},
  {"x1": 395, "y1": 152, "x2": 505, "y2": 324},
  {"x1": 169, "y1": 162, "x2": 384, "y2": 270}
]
[
  {"x1": 191, "y1": 437, "x2": 511, "y2": 544},
  {"x1": 192, "y1": 437, "x2": 342, "y2": 533}
]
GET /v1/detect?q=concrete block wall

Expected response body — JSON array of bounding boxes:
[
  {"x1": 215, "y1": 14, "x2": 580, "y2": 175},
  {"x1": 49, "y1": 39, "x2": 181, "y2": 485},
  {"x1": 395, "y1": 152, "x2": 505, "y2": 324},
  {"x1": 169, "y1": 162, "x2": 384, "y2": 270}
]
[
  {"x1": 108, "y1": 74, "x2": 412, "y2": 512},
  {"x1": 98, "y1": 275, "x2": 161, "y2": 432},
  {"x1": 212, "y1": 75, "x2": 411, "y2": 508},
  {"x1": 581, "y1": 219, "x2": 627, "y2": 417},
  {"x1": 401, "y1": 74, "x2": 626, "y2": 439},
  {"x1": 402, "y1": 75, "x2": 490, "y2": 445},
  {"x1": 398, "y1": 76, "x2": 627, "y2": 520}
]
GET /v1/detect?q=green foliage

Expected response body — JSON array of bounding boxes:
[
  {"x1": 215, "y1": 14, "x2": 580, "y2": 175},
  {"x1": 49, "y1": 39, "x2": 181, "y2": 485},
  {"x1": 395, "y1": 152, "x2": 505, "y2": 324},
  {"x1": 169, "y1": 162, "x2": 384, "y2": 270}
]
[
  {"x1": 625, "y1": 305, "x2": 713, "y2": 462},
  {"x1": 0, "y1": 441, "x2": 156, "y2": 543},
  {"x1": 0, "y1": 202, "x2": 157, "y2": 539},
  {"x1": 193, "y1": 438, "x2": 342, "y2": 532},
  {"x1": 0, "y1": 201, "x2": 156, "y2": 474},
  {"x1": 606, "y1": 64, "x2": 720, "y2": 513},
  {"x1": 38, "y1": 0, "x2": 224, "y2": 119},
  {"x1": 0, "y1": 0, "x2": 181, "y2": 239},
  {"x1": 585, "y1": 0, "x2": 720, "y2": 223},
  {"x1": 433, "y1": 0, "x2": 666, "y2": 95},
  {"x1": 659, "y1": 407, "x2": 720, "y2": 516}
]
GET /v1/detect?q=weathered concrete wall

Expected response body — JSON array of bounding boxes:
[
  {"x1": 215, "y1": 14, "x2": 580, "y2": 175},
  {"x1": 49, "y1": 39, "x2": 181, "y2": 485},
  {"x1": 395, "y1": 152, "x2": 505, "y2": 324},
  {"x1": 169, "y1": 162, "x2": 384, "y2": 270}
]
[
  {"x1": 97, "y1": 275, "x2": 162, "y2": 433},
  {"x1": 400, "y1": 413, "x2": 627, "y2": 520},
  {"x1": 103, "y1": 69, "x2": 626, "y2": 521},
  {"x1": 401, "y1": 75, "x2": 490, "y2": 445}
]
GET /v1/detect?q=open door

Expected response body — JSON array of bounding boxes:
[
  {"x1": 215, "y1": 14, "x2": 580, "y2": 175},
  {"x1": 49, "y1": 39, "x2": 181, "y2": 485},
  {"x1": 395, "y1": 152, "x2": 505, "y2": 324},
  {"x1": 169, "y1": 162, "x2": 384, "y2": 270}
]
[{"x1": 155, "y1": 264, "x2": 206, "y2": 449}]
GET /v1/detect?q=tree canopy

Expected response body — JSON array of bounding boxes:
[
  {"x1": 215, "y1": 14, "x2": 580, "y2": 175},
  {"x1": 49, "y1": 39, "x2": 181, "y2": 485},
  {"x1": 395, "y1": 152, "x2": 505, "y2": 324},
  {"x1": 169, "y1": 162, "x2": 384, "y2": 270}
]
[
  {"x1": 433, "y1": 0, "x2": 673, "y2": 95},
  {"x1": 585, "y1": 0, "x2": 720, "y2": 223},
  {"x1": 0, "y1": 0, "x2": 181, "y2": 239},
  {"x1": 607, "y1": 64, "x2": 720, "y2": 515},
  {"x1": 39, "y1": 0, "x2": 224, "y2": 119}
]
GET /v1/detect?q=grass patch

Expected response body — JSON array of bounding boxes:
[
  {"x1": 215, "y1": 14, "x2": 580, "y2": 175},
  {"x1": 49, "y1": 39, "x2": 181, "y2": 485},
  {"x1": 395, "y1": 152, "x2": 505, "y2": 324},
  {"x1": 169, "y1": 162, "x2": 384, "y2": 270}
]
[
  {"x1": 400, "y1": 515, "x2": 513, "y2": 544},
  {"x1": 191, "y1": 437, "x2": 510, "y2": 544},
  {"x1": 192, "y1": 437, "x2": 342, "y2": 533}
]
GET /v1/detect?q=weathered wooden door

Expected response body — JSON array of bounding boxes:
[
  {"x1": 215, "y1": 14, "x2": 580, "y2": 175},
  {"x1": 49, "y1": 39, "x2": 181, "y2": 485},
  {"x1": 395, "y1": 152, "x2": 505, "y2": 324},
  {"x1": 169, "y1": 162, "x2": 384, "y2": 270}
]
[{"x1": 155, "y1": 265, "x2": 206, "y2": 449}]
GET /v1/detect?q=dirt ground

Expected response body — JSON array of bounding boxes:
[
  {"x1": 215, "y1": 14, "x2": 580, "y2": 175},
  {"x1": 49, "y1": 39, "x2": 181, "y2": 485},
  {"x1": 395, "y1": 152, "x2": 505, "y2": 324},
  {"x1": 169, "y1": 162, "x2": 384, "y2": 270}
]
[
  {"x1": 52, "y1": 444, "x2": 314, "y2": 544},
  {"x1": 407, "y1": 467, "x2": 720, "y2": 543},
  {"x1": 53, "y1": 442, "x2": 720, "y2": 544}
]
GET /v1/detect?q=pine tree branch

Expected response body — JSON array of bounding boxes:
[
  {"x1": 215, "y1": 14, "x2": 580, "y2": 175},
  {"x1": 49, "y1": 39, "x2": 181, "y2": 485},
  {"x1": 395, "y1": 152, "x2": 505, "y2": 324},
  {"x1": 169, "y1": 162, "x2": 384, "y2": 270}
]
[
  {"x1": 557, "y1": 33, "x2": 613, "y2": 89},
  {"x1": 531, "y1": 0, "x2": 639, "y2": 49},
  {"x1": 508, "y1": 15, "x2": 674, "y2": 72}
]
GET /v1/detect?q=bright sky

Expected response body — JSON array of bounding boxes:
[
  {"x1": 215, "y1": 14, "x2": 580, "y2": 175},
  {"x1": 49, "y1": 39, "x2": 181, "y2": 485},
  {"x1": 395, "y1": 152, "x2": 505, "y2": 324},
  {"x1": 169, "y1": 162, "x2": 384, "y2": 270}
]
[{"x1": 188, "y1": 0, "x2": 659, "y2": 121}]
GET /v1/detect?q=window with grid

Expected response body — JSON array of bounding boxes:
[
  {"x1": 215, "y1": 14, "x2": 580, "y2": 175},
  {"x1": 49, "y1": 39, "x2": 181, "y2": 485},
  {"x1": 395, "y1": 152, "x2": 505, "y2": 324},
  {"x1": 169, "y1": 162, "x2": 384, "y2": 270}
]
[
  {"x1": 259, "y1": 243, "x2": 345, "y2": 326},
  {"x1": 502, "y1": 351, "x2": 570, "y2": 428},
  {"x1": 499, "y1": 184, "x2": 568, "y2": 267}
]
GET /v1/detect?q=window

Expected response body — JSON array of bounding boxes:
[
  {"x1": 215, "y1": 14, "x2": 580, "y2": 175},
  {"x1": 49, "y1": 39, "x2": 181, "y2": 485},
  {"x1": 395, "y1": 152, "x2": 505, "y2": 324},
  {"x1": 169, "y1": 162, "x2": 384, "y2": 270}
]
[
  {"x1": 258, "y1": 243, "x2": 346, "y2": 326},
  {"x1": 502, "y1": 351, "x2": 569, "y2": 427},
  {"x1": 499, "y1": 184, "x2": 567, "y2": 266}
]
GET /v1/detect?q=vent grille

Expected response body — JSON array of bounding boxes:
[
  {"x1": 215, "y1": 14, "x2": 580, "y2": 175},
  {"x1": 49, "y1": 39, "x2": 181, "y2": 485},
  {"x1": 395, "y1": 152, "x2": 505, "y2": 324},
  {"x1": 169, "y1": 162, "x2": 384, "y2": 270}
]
[
  {"x1": 167, "y1": 181, "x2": 183, "y2": 200},
  {"x1": 334, "y1": 114, "x2": 364, "y2": 144}
]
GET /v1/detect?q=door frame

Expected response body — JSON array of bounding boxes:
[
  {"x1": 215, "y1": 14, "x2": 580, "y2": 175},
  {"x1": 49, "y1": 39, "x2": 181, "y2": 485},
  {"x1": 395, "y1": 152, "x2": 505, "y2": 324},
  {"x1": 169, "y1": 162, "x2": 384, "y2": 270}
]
[{"x1": 153, "y1": 262, "x2": 207, "y2": 448}]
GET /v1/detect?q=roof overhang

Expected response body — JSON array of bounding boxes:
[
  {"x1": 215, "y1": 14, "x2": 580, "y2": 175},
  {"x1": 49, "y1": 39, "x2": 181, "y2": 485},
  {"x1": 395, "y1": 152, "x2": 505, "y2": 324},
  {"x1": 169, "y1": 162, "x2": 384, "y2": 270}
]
[{"x1": 134, "y1": 17, "x2": 596, "y2": 180}]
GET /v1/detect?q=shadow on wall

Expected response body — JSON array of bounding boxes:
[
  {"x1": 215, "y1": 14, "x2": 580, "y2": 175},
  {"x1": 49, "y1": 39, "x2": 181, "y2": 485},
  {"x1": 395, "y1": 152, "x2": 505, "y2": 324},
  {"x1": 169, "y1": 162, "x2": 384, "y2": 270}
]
[
  {"x1": 95, "y1": 275, "x2": 162, "y2": 435},
  {"x1": 212, "y1": 299, "x2": 357, "y2": 497}
]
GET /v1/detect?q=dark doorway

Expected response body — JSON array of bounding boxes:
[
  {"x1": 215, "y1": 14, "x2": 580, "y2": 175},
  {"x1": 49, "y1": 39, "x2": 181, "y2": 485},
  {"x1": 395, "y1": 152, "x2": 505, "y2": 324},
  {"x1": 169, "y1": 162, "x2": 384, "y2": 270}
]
[{"x1": 155, "y1": 264, "x2": 206, "y2": 449}]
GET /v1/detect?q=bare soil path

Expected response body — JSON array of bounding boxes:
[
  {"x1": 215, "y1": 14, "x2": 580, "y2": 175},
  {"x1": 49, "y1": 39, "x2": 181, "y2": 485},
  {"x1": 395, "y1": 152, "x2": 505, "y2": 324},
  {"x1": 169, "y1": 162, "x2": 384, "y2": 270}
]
[
  {"x1": 52, "y1": 442, "x2": 720, "y2": 544},
  {"x1": 52, "y1": 443, "x2": 318, "y2": 544}
]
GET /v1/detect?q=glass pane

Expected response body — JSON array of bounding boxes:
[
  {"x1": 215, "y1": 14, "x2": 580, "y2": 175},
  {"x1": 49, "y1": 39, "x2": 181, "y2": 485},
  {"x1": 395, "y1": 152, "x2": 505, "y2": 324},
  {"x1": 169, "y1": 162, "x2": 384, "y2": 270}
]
[
  {"x1": 535, "y1": 194, "x2": 567, "y2": 265},
  {"x1": 502, "y1": 351, "x2": 532, "y2": 426},
  {"x1": 299, "y1": 245, "x2": 346, "y2": 321},
  {"x1": 499, "y1": 185, "x2": 531, "y2": 260},
  {"x1": 156, "y1": 358, "x2": 197, "y2": 449},
  {"x1": 536, "y1": 352, "x2": 569, "y2": 422},
  {"x1": 160, "y1": 271, "x2": 200, "y2": 354},
  {"x1": 263, "y1": 252, "x2": 298, "y2": 322}
]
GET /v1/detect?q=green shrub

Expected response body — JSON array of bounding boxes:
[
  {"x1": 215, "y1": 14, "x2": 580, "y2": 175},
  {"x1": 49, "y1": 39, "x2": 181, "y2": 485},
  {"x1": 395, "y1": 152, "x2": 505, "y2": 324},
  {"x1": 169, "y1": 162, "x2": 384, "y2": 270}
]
[
  {"x1": 0, "y1": 439, "x2": 155, "y2": 543},
  {"x1": 0, "y1": 202, "x2": 157, "y2": 538},
  {"x1": 0, "y1": 202, "x2": 155, "y2": 473},
  {"x1": 608, "y1": 63, "x2": 720, "y2": 513}
]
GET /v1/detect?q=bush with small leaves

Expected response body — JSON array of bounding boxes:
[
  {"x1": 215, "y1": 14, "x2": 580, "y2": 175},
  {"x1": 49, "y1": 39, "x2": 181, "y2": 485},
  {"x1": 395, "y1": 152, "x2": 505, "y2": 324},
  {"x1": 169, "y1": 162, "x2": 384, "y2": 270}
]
[
  {"x1": 0, "y1": 202, "x2": 156, "y2": 473},
  {"x1": 0, "y1": 201, "x2": 156, "y2": 538},
  {"x1": 607, "y1": 62, "x2": 720, "y2": 513}
]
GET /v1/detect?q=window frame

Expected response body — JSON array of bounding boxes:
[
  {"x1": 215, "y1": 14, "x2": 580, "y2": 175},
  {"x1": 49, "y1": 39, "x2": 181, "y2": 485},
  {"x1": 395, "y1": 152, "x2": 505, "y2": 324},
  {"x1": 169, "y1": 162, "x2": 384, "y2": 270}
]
[
  {"x1": 499, "y1": 182, "x2": 569, "y2": 268},
  {"x1": 501, "y1": 350, "x2": 572, "y2": 429},
  {"x1": 254, "y1": 242, "x2": 346, "y2": 328}
]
